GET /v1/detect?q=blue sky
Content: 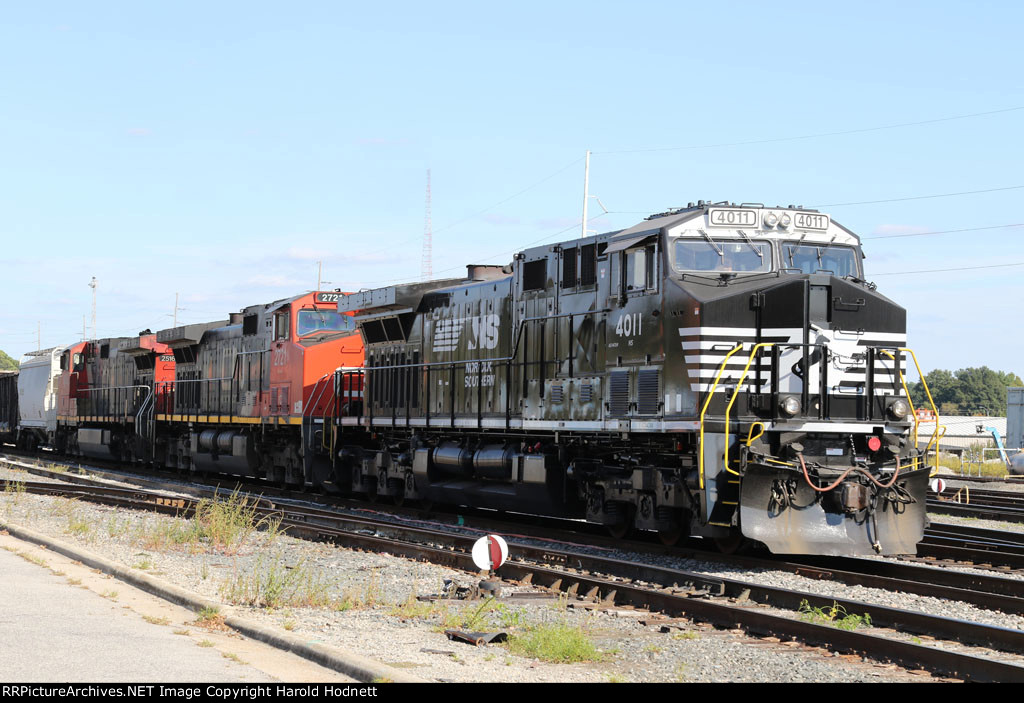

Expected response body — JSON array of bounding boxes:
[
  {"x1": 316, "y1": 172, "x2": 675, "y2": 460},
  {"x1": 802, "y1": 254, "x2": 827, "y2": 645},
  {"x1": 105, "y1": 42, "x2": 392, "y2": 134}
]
[{"x1": 0, "y1": 1, "x2": 1021, "y2": 379}]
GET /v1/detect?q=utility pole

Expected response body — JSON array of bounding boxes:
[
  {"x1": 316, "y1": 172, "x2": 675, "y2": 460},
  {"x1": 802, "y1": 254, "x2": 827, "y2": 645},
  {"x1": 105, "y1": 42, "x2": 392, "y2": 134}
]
[
  {"x1": 581, "y1": 150, "x2": 590, "y2": 239},
  {"x1": 173, "y1": 292, "x2": 179, "y2": 327},
  {"x1": 88, "y1": 277, "x2": 97, "y2": 340},
  {"x1": 37, "y1": 321, "x2": 40, "y2": 351},
  {"x1": 82, "y1": 316, "x2": 86, "y2": 342},
  {"x1": 317, "y1": 261, "x2": 322, "y2": 291},
  {"x1": 422, "y1": 169, "x2": 432, "y2": 280}
]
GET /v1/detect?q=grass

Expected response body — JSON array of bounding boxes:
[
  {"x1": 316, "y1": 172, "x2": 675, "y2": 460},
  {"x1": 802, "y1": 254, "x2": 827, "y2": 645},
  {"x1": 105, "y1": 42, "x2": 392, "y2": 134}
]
[
  {"x1": 334, "y1": 568, "x2": 385, "y2": 611},
  {"x1": 798, "y1": 599, "x2": 872, "y2": 631},
  {"x1": 58, "y1": 501, "x2": 93, "y2": 538},
  {"x1": 219, "y1": 554, "x2": 331, "y2": 609},
  {"x1": 143, "y1": 615, "x2": 171, "y2": 626},
  {"x1": 135, "y1": 489, "x2": 284, "y2": 555},
  {"x1": 197, "y1": 640, "x2": 215, "y2": 648},
  {"x1": 390, "y1": 592, "x2": 443, "y2": 620},
  {"x1": 107, "y1": 517, "x2": 130, "y2": 538},
  {"x1": 439, "y1": 597, "x2": 502, "y2": 632},
  {"x1": 222, "y1": 652, "x2": 248, "y2": 665},
  {"x1": 506, "y1": 622, "x2": 603, "y2": 663},
  {"x1": 11, "y1": 549, "x2": 48, "y2": 568},
  {"x1": 3, "y1": 479, "x2": 25, "y2": 503}
]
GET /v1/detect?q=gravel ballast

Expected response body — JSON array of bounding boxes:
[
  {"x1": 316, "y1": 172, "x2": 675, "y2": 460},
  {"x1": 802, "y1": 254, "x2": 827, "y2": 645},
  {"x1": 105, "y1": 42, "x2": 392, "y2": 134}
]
[{"x1": 0, "y1": 464, "x2": 948, "y2": 683}]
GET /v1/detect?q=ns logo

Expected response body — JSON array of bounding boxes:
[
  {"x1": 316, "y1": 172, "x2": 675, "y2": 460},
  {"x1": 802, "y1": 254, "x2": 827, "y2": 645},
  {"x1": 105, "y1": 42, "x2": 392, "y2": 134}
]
[
  {"x1": 468, "y1": 314, "x2": 500, "y2": 350},
  {"x1": 433, "y1": 314, "x2": 500, "y2": 353}
]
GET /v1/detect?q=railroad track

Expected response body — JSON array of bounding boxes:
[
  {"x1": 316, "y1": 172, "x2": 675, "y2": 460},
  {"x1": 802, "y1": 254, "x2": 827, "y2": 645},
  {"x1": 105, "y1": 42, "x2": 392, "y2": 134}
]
[{"x1": 5, "y1": 458, "x2": 1024, "y2": 680}]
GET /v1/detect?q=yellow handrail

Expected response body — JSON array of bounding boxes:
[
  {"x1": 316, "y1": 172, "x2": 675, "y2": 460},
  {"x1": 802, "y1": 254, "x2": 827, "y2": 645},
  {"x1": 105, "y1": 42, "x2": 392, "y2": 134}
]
[
  {"x1": 881, "y1": 348, "x2": 941, "y2": 477},
  {"x1": 746, "y1": 422, "x2": 766, "y2": 447},
  {"x1": 698, "y1": 343, "x2": 744, "y2": 490},
  {"x1": 723, "y1": 343, "x2": 776, "y2": 475}
]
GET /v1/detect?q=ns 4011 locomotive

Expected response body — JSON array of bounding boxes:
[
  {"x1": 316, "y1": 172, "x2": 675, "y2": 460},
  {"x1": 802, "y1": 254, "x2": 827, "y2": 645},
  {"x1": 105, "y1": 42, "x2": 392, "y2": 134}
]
[{"x1": 328, "y1": 201, "x2": 940, "y2": 556}]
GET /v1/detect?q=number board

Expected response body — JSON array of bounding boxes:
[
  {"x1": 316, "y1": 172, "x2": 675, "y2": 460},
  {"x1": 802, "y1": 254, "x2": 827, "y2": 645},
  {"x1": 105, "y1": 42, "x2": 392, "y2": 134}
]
[
  {"x1": 314, "y1": 292, "x2": 344, "y2": 304},
  {"x1": 708, "y1": 208, "x2": 758, "y2": 228},
  {"x1": 793, "y1": 212, "x2": 830, "y2": 231}
]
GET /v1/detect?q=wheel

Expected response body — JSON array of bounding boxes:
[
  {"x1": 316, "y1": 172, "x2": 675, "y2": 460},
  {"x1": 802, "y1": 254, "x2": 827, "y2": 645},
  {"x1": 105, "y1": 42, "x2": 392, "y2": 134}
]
[
  {"x1": 607, "y1": 520, "x2": 631, "y2": 540},
  {"x1": 713, "y1": 532, "x2": 749, "y2": 554},
  {"x1": 657, "y1": 525, "x2": 685, "y2": 547}
]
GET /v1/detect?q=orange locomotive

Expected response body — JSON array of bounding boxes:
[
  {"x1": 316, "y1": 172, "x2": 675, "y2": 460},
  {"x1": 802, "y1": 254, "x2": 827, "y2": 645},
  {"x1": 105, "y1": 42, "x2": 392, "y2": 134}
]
[
  {"x1": 55, "y1": 335, "x2": 176, "y2": 461},
  {"x1": 54, "y1": 291, "x2": 364, "y2": 487}
]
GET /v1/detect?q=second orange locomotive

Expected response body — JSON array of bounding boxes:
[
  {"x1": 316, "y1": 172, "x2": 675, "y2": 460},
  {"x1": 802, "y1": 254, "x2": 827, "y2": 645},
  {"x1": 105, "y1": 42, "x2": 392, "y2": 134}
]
[{"x1": 55, "y1": 291, "x2": 363, "y2": 486}]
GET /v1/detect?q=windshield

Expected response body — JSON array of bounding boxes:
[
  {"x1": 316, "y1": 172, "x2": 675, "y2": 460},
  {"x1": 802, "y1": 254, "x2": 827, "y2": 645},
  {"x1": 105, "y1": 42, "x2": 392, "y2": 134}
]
[
  {"x1": 782, "y1": 244, "x2": 859, "y2": 277},
  {"x1": 673, "y1": 239, "x2": 772, "y2": 273},
  {"x1": 296, "y1": 310, "x2": 356, "y2": 337}
]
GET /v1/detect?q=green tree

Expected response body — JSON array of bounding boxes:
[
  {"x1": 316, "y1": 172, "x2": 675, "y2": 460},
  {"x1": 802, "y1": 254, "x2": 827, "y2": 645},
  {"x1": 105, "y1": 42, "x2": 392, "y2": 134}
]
[
  {"x1": 0, "y1": 350, "x2": 17, "y2": 371},
  {"x1": 910, "y1": 366, "x2": 1023, "y2": 415}
]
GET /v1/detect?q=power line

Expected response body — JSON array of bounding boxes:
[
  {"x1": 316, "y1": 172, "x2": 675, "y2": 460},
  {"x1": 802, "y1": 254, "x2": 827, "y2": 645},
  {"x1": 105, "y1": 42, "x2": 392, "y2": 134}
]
[
  {"x1": 814, "y1": 184, "x2": 1024, "y2": 208},
  {"x1": 595, "y1": 105, "x2": 1024, "y2": 154},
  {"x1": 373, "y1": 212, "x2": 612, "y2": 285},
  {"x1": 613, "y1": 185, "x2": 1024, "y2": 218},
  {"x1": 352, "y1": 155, "x2": 585, "y2": 260},
  {"x1": 874, "y1": 261, "x2": 1024, "y2": 276},
  {"x1": 863, "y1": 223, "x2": 1024, "y2": 240}
]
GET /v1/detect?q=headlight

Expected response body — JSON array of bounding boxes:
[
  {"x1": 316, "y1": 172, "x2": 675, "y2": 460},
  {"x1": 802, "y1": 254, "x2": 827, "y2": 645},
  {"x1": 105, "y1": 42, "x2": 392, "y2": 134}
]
[
  {"x1": 779, "y1": 213, "x2": 792, "y2": 228},
  {"x1": 764, "y1": 212, "x2": 779, "y2": 228},
  {"x1": 779, "y1": 396, "x2": 801, "y2": 416},
  {"x1": 887, "y1": 399, "x2": 911, "y2": 420}
]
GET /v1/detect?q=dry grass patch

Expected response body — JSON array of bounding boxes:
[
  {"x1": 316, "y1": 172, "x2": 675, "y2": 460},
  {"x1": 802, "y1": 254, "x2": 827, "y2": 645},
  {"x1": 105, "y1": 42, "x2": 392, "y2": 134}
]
[{"x1": 220, "y1": 554, "x2": 331, "y2": 609}]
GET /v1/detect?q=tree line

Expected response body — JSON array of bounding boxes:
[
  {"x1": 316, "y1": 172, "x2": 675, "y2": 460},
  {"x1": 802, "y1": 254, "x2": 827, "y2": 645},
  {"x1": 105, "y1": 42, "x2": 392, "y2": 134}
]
[{"x1": 909, "y1": 366, "x2": 1022, "y2": 416}]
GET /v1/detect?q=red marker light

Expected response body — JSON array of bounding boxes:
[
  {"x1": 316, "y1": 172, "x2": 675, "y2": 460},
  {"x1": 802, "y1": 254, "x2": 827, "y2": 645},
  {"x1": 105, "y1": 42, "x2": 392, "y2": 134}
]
[{"x1": 867, "y1": 436, "x2": 882, "y2": 452}]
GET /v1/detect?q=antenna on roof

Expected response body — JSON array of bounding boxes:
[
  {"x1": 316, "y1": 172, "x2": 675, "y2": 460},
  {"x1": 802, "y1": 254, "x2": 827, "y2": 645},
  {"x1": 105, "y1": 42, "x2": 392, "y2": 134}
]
[
  {"x1": 422, "y1": 169, "x2": 433, "y2": 280},
  {"x1": 580, "y1": 151, "x2": 609, "y2": 239},
  {"x1": 88, "y1": 276, "x2": 97, "y2": 340}
]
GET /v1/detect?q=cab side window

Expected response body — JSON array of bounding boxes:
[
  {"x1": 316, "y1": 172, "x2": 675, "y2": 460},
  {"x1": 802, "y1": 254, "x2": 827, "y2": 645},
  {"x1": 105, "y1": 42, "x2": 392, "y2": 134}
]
[
  {"x1": 623, "y1": 244, "x2": 657, "y2": 295},
  {"x1": 274, "y1": 312, "x2": 290, "y2": 341}
]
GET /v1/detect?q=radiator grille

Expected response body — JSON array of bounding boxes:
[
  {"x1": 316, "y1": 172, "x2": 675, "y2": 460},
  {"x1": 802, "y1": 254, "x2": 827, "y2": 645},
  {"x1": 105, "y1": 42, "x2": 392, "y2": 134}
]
[
  {"x1": 609, "y1": 371, "x2": 629, "y2": 416},
  {"x1": 550, "y1": 383, "x2": 564, "y2": 404},
  {"x1": 637, "y1": 369, "x2": 660, "y2": 415}
]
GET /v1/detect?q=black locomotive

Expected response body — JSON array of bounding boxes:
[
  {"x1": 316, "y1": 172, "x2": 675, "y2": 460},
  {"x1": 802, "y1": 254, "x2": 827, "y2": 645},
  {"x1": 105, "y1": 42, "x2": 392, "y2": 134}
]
[{"x1": 322, "y1": 201, "x2": 935, "y2": 555}]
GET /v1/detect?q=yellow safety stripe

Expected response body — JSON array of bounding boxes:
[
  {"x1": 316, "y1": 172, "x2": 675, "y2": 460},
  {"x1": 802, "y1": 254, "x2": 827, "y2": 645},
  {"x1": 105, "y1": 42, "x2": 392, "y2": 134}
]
[{"x1": 67, "y1": 413, "x2": 305, "y2": 426}]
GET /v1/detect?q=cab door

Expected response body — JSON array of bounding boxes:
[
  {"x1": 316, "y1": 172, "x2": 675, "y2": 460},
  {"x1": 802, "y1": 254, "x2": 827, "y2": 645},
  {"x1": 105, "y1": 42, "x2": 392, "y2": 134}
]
[{"x1": 269, "y1": 307, "x2": 292, "y2": 417}]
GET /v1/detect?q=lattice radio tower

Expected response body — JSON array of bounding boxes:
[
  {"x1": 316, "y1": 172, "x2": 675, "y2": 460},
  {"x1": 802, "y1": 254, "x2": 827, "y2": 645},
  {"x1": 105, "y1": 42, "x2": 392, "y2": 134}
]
[{"x1": 421, "y1": 169, "x2": 432, "y2": 280}]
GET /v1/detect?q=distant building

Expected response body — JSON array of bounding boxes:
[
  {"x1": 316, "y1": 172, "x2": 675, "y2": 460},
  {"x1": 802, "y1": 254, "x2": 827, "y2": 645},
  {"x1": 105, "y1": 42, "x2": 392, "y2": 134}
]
[
  {"x1": 916, "y1": 415, "x2": 1008, "y2": 452},
  {"x1": 1009, "y1": 388, "x2": 1023, "y2": 451}
]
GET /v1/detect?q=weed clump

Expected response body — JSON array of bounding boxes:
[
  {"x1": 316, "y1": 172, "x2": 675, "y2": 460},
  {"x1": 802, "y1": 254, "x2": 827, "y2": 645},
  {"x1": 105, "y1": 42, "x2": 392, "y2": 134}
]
[
  {"x1": 219, "y1": 554, "x2": 330, "y2": 609},
  {"x1": 506, "y1": 621, "x2": 603, "y2": 663},
  {"x1": 798, "y1": 599, "x2": 872, "y2": 631}
]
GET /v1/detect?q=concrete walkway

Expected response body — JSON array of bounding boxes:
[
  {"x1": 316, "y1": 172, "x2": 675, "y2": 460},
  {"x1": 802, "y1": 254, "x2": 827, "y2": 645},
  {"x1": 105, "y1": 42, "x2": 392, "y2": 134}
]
[{"x1": 0, "y1": 536, "x2": 356, "y2": 682}]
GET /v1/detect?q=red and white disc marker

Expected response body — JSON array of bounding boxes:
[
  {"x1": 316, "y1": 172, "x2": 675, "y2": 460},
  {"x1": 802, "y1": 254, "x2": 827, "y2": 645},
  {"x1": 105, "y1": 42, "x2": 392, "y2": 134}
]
[{"x1": 471, "y1": 534, "x2": 509, "y2": 571}]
